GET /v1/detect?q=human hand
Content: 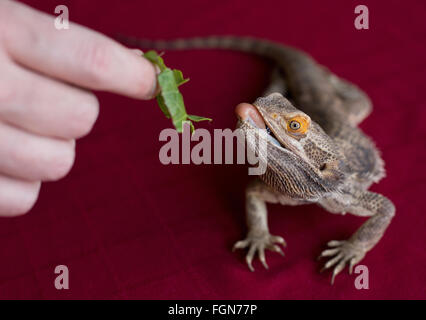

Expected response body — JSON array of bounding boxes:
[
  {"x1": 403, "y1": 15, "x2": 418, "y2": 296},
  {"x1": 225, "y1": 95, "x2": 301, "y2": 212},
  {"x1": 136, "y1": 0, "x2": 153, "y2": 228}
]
[{"x1": 0, "y1": 0, "x2": 157, "y2": 216}]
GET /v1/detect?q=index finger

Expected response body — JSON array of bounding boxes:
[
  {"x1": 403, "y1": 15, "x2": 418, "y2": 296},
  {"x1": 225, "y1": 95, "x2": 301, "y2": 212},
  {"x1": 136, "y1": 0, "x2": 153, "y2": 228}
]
[{"x1": 1, "y1": 1, "x2": 157, "y2": 99}]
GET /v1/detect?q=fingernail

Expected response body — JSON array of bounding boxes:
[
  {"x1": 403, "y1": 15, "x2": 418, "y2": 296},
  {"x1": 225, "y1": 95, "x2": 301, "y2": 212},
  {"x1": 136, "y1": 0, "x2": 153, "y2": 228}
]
[
  {"x1": 131, "y1": 48, "x2": 144, "y2": 55},
  {"x1": 146, "y1": 63, "x2": 160, "y2": 99},
  {"x1": 133, "y1": 48, "x2": 159, "y2": 99}
]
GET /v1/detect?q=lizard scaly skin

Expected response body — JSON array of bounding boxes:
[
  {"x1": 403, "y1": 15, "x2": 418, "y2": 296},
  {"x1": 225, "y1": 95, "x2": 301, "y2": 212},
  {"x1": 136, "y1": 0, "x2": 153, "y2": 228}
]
[{"x1": 121, "y1": 36, "x2": 395, "y2": 284}]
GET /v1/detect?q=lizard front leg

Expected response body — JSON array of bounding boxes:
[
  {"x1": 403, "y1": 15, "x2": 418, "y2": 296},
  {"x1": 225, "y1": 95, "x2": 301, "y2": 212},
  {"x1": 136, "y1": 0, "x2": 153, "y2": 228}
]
[
  {"x1": 319, "y1": 190, "x2": 395, "y2": 284},
  {"x1": 233, "y1": 179, "x2": 303, "y2": 271}
]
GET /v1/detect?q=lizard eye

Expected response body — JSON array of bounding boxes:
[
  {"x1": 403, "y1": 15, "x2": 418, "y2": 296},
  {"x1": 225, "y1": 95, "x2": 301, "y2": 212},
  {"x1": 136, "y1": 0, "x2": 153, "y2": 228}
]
[
  {"x1": 289, "y1": 121, "x2": 300, "y2": 130},
  {"x1": 287, "y1": 115, "x2": 309, "y2": 135}
]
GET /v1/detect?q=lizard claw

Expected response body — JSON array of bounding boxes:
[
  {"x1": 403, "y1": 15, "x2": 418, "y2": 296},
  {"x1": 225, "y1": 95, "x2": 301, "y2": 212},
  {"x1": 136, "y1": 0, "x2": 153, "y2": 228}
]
[
  {"x1": 318, "y1": 240, "x2": 366, "y2": 284},
  {"x1": 233, "y1": 233, "x2": 286, "y2": 271}
]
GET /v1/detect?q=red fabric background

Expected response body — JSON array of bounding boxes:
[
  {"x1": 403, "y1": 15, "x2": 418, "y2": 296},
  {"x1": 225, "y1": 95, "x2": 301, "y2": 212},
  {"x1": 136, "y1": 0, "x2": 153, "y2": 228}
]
[{"x1": 0, "y1": 0, "x2": 425, "y2": 299}]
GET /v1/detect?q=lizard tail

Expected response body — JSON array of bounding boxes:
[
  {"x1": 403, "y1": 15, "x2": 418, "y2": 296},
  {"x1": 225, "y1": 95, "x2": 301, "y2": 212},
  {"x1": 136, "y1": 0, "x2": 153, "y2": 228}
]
[{"x1": 116, "y1": 35, "x2": 307, "y2": 64}]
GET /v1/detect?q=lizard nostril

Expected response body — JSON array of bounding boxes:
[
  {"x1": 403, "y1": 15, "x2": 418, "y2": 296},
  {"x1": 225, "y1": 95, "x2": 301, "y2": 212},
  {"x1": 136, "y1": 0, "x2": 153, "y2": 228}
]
[{"x1": 320, "y1": 163, "x2": 327, "y2": 171}]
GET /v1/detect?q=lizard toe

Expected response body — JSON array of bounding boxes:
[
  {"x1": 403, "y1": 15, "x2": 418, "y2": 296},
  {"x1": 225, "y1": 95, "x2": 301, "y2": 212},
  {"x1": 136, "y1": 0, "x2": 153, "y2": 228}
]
[
  {"x1": 319, "y1": 239, "x2": 367, "y2": 284},
  {"x1": 233, "y1": 233, "x2": 286, "y2": 271}
]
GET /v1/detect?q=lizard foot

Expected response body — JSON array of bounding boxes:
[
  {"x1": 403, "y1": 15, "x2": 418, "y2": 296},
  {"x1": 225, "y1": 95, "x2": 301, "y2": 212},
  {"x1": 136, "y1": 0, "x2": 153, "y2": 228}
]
[
  {"x1": 318, "y1": 240, "x2": 366, "y2": 284},
  {"x1": 233, "y1": 233, "x2": 286, "y2": 271}
]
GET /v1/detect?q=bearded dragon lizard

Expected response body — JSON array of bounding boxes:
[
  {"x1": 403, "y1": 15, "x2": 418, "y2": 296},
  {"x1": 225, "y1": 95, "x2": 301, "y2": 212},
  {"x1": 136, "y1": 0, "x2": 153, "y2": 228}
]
[{"x1": 121, "y1": 36, "x2": 395, "y2": 284}]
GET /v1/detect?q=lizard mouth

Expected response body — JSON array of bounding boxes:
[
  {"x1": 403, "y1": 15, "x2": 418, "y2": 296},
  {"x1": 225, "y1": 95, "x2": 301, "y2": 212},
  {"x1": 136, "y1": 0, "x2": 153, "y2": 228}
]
[
  {"x1": 235, "y1": 103, "x2": 285, "y2": 149},
  {"x1": 264, "y1": 125, "x2": 283, "y2": 148}
]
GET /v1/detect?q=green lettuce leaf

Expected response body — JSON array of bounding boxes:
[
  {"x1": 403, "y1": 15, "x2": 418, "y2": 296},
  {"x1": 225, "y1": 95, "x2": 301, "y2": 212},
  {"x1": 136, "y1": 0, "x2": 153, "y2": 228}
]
[{"x1": 143, "y1": 50, "x2": 211, "y2": 133}]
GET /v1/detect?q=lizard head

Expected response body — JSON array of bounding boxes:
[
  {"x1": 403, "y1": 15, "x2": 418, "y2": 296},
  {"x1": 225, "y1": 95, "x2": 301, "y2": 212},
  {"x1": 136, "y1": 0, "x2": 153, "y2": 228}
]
[{"x1": 236, "y1": 92, "x2": 347, "y2": 197}]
